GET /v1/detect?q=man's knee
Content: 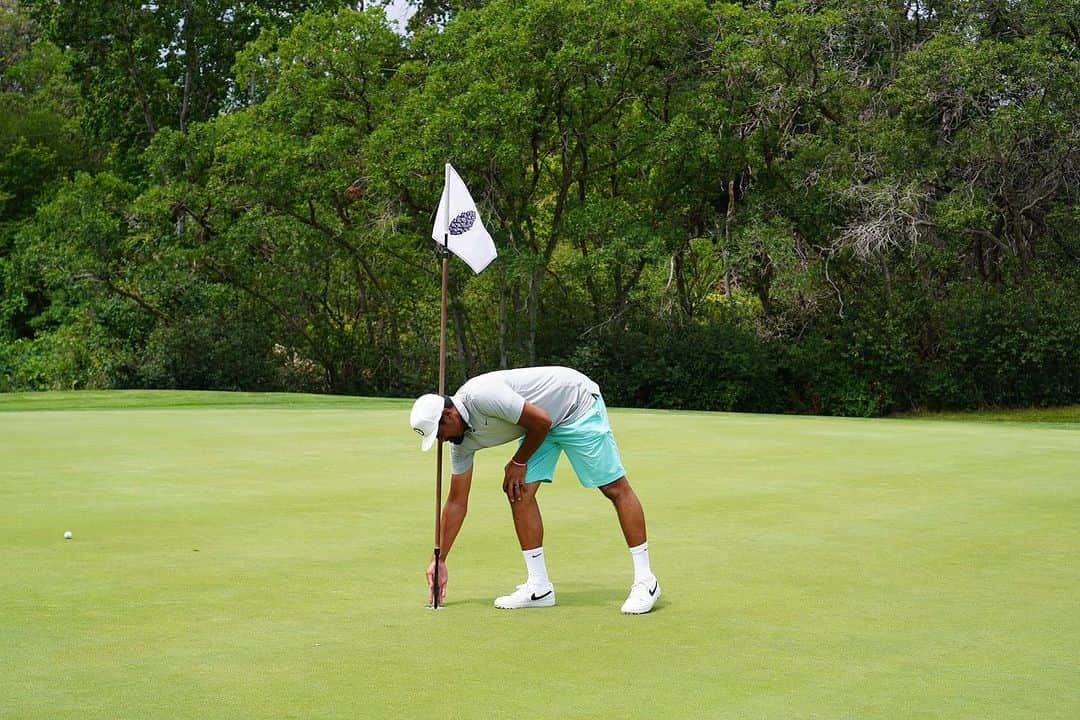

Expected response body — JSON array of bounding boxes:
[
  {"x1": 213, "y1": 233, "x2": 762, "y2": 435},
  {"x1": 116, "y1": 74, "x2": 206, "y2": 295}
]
[
  {"x1": 511, "y1": 481, "x2": 542, "y2": 505},
  {"x1": 598, "y1": 476, "x2": 630, "y2": 501}
]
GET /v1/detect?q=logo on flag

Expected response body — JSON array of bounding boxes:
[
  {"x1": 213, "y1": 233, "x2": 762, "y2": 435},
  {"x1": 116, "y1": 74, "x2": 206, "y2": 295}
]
[
  {"x1": 431, "y1": 164, "x2": 497, "y2": 273},
  {"x1": 449, "y1": 211, "x2": 476, "y2": 236}
]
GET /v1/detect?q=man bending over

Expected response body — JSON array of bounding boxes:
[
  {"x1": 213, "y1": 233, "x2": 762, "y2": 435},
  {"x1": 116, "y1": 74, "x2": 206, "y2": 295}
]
[{"x1": 409, "y1": 366, "x2": 660, "y2": 614}]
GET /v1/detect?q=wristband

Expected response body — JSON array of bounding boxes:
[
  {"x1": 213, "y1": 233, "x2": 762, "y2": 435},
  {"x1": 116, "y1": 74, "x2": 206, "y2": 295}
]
[{"x1": 510, "y1": 460, "x2": 527, "y2": 468}]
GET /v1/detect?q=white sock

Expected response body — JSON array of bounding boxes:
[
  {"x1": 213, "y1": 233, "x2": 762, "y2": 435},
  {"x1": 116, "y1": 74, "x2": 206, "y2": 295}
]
[
  {"x1": 629, "y1": 542, "x2": 653, "y2": 583},
  {"x1": 523, "y1": 547, "x2": 549, "y2": 586}
]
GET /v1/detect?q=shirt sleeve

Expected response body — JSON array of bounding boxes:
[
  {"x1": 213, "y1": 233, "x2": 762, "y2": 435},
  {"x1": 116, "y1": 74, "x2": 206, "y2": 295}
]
[
  {"x1": 449, "y1": 445, "x2": 475, "y2": 475},
  {"x1": 470, "y1": 380, "x2": 526, "y2": 425}
]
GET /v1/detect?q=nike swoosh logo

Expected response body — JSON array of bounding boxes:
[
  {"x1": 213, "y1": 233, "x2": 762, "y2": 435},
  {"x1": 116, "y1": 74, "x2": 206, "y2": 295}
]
[
  {"x1": 530, "y1": 590, "x2": 553, "y2": 601},
  {"x1": 530, "y1": 552, "x2": 542, "y2": 558},
  {"x1": 649, "y1": 583, "x2": 658, "y2": 596}
]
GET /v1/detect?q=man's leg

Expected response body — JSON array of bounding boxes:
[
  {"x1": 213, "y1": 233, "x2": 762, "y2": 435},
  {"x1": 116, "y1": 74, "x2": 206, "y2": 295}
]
[
  {"x1": 597, "y1": 476, "x2": 646, "y2": 547},
  {"x1": 509, "y1": 480, "x2": 544, "y2": 550},
  {"x1": 599, "y1": 477, "x2": 660, "y2": 614},
  {"x1": 556, "y1": 396, "x2": 660, "y2": 612},
  {"x1": 495, "y1": 481, "x2": 555, "y2": 609}
]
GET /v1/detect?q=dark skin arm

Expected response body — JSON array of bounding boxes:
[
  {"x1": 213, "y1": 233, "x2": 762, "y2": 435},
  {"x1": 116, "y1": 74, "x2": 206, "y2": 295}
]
[
  {"x1": 426, "y1": 465, "x2": 472, "y2": 605},
  {"x1": 502, "y1": 401, "x2": 551, "y2": 503}
]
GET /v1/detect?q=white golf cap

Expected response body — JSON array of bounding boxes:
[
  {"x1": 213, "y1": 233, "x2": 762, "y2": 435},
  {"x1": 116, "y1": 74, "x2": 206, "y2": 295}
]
[{"x1": 410, "y1": 394, "x2": 444, "y2": 451}]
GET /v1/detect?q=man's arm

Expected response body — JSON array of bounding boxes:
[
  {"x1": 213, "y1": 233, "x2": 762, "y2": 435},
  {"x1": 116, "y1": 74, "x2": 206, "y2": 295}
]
[
  {"x1": 440, "y1": 466, "x2": 473, "y2": 558},
  {"x1": 503, "y1": 401, "x2": 551, "y2": 503},
  {"x1": 427, "y1": 465, "x2": 472, "y2": 604},
  {"x1": 511, "y1": 401, "x2": 552, "y2": 465}
]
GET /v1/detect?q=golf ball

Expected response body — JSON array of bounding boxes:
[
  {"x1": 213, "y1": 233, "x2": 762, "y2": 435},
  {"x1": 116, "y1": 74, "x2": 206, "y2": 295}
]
[{"x1": 64, "y1": 531, "x2": 72, "y2": 539}]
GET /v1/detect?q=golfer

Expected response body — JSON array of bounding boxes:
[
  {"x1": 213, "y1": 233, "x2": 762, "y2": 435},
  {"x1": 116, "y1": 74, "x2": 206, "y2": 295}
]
[{"x1": 409, "y1": 366, "x2": 660, "y2": 614}]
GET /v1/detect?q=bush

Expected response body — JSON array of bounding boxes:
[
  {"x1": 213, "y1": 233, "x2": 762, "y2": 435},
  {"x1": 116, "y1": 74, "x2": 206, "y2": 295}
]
[
  {"x1": 135, "y1": 314, "x2": 278, "y2": 391},
  {"x1": 928, "y1": 275, "x2": 1080, "y2": 408},
  {"x1": 778, "y1": 299, "x2": 923, "y2": 417},
  {"x1": 0, "y1": 313, "x2": 134, "y2": 390},
  {"x1": 560, "y1": 309, "x2": 783, "y2": 412}
]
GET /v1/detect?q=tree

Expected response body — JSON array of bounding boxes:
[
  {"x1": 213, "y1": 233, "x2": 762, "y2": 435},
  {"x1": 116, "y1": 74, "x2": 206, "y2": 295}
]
[
  {"x1": 1, "y1": 1, "x2": 90, "y2": 361},
  {"x1": 371, "y1": 0, "x2": 720, "y2": 368},
  {"x1": 24, "y1": 0, "x2": 355, "y2": 163},
  {"x1": 133, "y1": 7, "x2": 416, "y2": 393}
]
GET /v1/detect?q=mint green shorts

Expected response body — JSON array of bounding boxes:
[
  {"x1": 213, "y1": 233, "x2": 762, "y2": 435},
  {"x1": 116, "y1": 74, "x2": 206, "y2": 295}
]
[{"x1": 522, "y1": 396, "x2": 626, "y2": 488}]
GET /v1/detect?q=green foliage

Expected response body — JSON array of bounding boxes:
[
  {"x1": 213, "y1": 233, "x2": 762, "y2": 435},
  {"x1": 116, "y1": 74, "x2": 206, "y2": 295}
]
[
  {"x1": 779, "y1": 302, "x2": 922, "y2": 418},
  {"x1": 1, "y1": 10, "x2": 89, "y2": 232},
  {"x1": 563, "y1": 306, "x2": 783, "y2": 413},
  {"x1": 931, "y1": 275, "x2": 1080, "y2": 408},
  {"x1": 135, "y1": 305, "x2": 278, "y2": 390},
  {"x1": 0, "y1": 310, "x2": 134, "y2": 391},
  {"x1": 22, "y1": 0, "x2": 356, "y2": 161},
  {"x1": 2, "y1": 0, "x2": 1077, "y2": 413},
  {"x1": 139, "y1": 9, "x2": 421, "y2": 395}
]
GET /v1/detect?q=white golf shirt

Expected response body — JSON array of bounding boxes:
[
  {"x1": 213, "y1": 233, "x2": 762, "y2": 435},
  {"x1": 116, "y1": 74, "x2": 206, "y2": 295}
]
[{"x1": 448, "y1": 366, "x2": 601, "y2": 474}]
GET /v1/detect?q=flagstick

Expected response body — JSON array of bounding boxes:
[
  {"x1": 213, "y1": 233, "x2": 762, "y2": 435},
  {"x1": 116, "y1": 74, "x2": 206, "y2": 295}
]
[
  {"x1": 432, "y1": 164, "x2": 451, "y2": 610},
  {"x1": 433, "y1": 248, "x2": 448, "y2": 609}
]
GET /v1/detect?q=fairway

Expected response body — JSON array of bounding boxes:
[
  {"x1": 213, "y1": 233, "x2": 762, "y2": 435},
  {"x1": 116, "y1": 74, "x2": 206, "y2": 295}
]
[{"x1": 2, "y1": 392, "x2": 1078, "y2": 719}]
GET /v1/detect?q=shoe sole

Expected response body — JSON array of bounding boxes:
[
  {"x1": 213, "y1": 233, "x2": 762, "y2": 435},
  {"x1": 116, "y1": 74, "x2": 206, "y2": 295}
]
[
  {"x1": 621, "y1": 588, "x2": 661, "y2": 614},
  {"x1": 494, "y1": 598, "x2": 556, "y2": 609}
]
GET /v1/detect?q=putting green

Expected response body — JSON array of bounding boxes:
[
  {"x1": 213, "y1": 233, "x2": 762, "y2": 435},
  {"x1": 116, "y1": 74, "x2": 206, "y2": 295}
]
[{"x1": 2, "y1": 392, "x2": 1077, "y2": 718}]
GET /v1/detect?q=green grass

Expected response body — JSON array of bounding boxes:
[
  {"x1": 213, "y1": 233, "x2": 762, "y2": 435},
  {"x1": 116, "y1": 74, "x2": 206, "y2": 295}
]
[
  {"x1": 2, "y1": 392, "x2": 1078, "y2": 719},
  {"x1": 0, "y1": 389, "x2": 396, "y2": 412},
  {"x1": 895, "y1": 404, "x2": 1080, "y2": 426}
]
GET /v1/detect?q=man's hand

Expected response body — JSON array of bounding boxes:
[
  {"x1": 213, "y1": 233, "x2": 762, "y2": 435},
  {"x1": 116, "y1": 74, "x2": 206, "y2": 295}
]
[
  {"x1": 503, "y1": 460, "x2": 526, "y2": 503},
  {"x1": 504, "y1": 401, "x2": 549, "y2": 504},
  {"x1": 426, "y1": 558, "x2": 448, "y2": 605}
]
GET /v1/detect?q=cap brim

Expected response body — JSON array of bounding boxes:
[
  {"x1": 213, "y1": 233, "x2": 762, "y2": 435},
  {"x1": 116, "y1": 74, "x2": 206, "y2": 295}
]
[{"x1": 421, "y1": 432, "x2": 438, "y2": 452}]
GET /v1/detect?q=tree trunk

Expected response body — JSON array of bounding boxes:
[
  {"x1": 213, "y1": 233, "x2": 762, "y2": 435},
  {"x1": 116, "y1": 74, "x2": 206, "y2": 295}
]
[
  {"x1": 725, "y1": 180, "x2": 736, "y2": 302},
  {"x1": 179, "y1": 0, "x2": 195, "y2": 134},
  {"x1": 449, "y1": 286, "x2": 473, "y2": 384},
  {"x1": 527, "y1": 270, "x2": 539, "y2": 365},
  {"x1": 497, "y1": 273, "x2": 509, "y2": 369}
]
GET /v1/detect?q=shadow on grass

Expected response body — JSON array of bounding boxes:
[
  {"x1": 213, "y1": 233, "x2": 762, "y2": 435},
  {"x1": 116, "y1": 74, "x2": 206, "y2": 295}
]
[{"x1": 440, "y1": 585, "x2": 668, "y2": 613}]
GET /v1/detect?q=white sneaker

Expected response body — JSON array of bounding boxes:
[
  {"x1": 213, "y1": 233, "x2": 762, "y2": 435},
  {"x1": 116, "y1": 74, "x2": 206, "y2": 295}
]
[
  {"x1": 494, "y1": 581, "x2": 556, "y2": 609},
  {"x1": 621, "y1": 576, "x2": 661, "y2": 614}
]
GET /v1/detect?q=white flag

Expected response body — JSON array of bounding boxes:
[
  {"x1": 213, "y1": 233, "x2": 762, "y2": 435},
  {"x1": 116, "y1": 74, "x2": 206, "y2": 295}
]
[{"x1": 431, "y1": 163, "x2": 497, "y2": 273}]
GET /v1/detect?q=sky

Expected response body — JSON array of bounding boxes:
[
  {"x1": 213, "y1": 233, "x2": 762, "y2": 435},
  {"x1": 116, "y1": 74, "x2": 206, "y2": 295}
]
[{"x1": 382, "y1": 0, "x2": 417, "y2": 31}]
